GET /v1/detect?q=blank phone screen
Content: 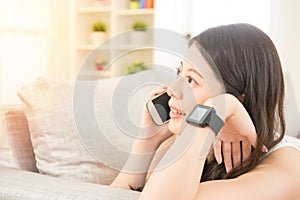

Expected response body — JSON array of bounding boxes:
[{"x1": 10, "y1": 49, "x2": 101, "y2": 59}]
[{"x1": 152, "y1": 93, "x2": 171, "y2": 122}]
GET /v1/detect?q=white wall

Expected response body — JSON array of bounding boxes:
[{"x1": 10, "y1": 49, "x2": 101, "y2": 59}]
[
  {"x1": 155, "y1": 0, "x2": 193, "y2": 36},
  {"x1": 154, "y1": 0, "x2": 300, "y2": 136},
  {"x1": 0, "y1": 0, "x2": 50, "y2": 104},
  {"x1": 0, "y1": 0, "x2": 70, "y2": 104},
  {"x1": 155, "y1": 0, "x2": 271, "y2": 37},
  {"x1": 270, "y1": 0, "x2": 300, "y2": 137}
]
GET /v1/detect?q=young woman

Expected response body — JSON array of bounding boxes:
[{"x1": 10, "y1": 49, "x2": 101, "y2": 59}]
[{"x1": 111, "y1": 23, "x2": 300, "y2": 199}]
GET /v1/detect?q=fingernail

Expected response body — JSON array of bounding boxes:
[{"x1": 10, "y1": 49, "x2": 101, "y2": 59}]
[
  {"x1": 262, "y1": 145, "x2": 268, "y2": 153},
  {"x1": 226, "y1": 167, "x2": 230, "y2": 173}
]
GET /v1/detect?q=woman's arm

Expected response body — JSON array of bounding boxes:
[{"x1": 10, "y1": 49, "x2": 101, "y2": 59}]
[
  {"x1": 111, "y1": 87, "x2": 174, "y2": 190},
  {"x1": 111, "y1": 134, "x2": 176, "y2": 190},
  {"x1": 110, "y1": 137, "x2": 161, "y2": 190},
  {"x1": 140, "y1": 126, "x2": 215, "y2": 200},
  {"x1": 195, "y1": 147, "x2": 300, "y2": 200},
  {"x1": 140, "y1": 129, "x2": 300, "y2": 200}
]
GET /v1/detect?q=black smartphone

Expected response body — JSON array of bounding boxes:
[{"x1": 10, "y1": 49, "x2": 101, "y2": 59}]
[{"x1": 146, "y1": 92, "x2": 171, "y2": 125}]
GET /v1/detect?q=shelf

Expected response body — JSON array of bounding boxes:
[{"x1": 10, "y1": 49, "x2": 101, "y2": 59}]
[
  {"x1": 77, "y1": 44, "x2": 111, "y2": 51},
  {"x1": 111, "y1": 44, "x2": 154, "y2": 50},
  {"x1": 77, "y1": 44, "x2": 154, "y2": 51},
  {"x1": 77, "y1": 6, "x2": 111, "y2": 13},
  {"x1": 71, "y1": 0, "x2": 155, "y2": 79},
  {"x1": 80, "y1": 69, "x2": 110, "y2": 78},
  {"x1": 114, "y1": 9, "x2": 155, "y2": 16}
]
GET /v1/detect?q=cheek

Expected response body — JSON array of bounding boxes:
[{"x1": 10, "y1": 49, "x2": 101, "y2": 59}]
[
  {"x1": 196, "y1": 88, "x2": 210, "y2": 104},
  {"x1": 181, "y1": 86, "x2": 210, "y2": 113},
  {"x1": 168, "y1": 86, "x2": 211, "y2": 134}
]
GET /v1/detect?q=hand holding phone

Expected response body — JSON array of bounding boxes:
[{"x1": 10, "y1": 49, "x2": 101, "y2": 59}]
[{"x1": 146, "y1": 92, "x2": 171, "y2": 126}]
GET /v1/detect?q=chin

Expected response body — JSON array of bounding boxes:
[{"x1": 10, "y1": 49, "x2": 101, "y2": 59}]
[{"x1": 168, "y1": 119, "x2": 185, "y2": 135}]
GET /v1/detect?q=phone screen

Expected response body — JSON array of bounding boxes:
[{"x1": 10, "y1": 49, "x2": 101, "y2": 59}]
[{"x1": 151, "y1": 92, "x2": 171, "y2": 123}]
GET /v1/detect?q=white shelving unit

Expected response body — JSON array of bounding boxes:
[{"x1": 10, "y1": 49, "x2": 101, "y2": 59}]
[{"x1": 70, "y1": 0, "x2": 155, "y2": 80}]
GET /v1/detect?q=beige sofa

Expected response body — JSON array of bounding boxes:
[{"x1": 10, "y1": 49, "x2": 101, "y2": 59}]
[
  {"x1": 0, "y1": 69, "x2": 175, "y2": 200},
  {"x1": 0, "y1": 68, "x2": 299, "y2": 200}
]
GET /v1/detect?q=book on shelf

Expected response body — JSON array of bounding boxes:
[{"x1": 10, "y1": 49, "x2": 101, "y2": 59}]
[
  {"x1": 132, "y1": 0, "x2": 154, "y2": 9},
  {"x1": 145, "y1": 0, "x2": 154, "y2": 8},
  {"x1": 139, "y1": 0, "x2": 145, "y2": 9}
]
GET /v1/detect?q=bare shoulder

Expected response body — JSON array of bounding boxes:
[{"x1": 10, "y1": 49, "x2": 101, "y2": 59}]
[
  {"x1": 262, "y1": 146, "x2": 300, "y2": 170},
  {"x1": 258, "y1": 146, "x2": 300, "y2": 184},
  {"x1": 197, "y1": 147, "x2": 300, "y2": 200}
]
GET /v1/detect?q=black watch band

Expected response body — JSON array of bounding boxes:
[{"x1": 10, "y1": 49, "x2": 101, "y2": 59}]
[
  {"x1": 186, "y1": 104, "x2": 224, "y2": 135},
  {"x1": 208, "y1": 111, "x2": 224, "y2": 134}
]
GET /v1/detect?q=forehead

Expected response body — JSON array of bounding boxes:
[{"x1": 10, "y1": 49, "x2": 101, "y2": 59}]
[
  {"x1": 182, "y1": 43, "x2": 213, "y2": 77},
  {"x1": 183, "y1": 43, "x2": 225, "y2": 95},
  {"x1": 181, "y1": 60, "x2": 203, "y2": 79}
]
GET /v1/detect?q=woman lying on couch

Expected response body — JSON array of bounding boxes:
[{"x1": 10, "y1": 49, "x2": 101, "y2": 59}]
[{"x1": 111, "y1": 23, "x2": 300, "y2": 199}]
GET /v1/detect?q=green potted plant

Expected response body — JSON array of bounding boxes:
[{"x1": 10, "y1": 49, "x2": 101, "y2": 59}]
[
  {"x1": 130, "y1": 21, "x2": 147, "y2": 44},
  {"x1": 91, "y1": 21, "x2": 107, "y2": 45},
  {"x1": 132, "y1": 21, "x2": 147, "y2": 31},
  {"x1": 124, "y1": 61, "x2": 149, "y2": 75}
]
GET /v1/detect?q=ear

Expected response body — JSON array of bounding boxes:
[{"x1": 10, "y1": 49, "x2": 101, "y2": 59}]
[{"x1": 237, "y1": 94, "x2": 245, "y2": 102}]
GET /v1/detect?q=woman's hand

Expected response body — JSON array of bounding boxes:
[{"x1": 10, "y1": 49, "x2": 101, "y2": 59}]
[
  {"x1": 204, "y1": 94, "x2": 266, "y2": 172},
  {"x1": 213, "y1": 132, "x2": 253, "y2": 172},
  {"x1": 140, "y1": 86, "x2": 174, "y2": 148}
]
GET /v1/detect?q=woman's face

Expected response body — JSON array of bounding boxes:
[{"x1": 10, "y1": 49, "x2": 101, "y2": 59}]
[{"x1": 166, "y1": 48, "x2": 224, "y2": 134}]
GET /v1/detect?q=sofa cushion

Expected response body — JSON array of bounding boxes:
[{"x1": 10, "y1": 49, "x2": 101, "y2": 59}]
[
  {"x1": 0, "y1": 166, "x2": 140, "y2": 200},
  {"x1": 0, "y1": 105, "x2": 37, "y2": 172},
  {"x1": 17, "y1": 77, "x2": 120, "y2": 185}
]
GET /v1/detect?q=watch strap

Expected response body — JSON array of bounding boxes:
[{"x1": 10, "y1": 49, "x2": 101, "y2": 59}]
[{"x1": 209, "y1": 111, "x2": 224, "y2": 135}]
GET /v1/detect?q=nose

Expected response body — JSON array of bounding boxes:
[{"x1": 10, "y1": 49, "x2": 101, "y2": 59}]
[{"x1": 167, "y1": 78, "x2": 183, "y2": 99}]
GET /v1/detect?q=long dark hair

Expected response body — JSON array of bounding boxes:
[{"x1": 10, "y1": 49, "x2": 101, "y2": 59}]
[{"x1": 192, "y1": 24, "x2": 286, "y2": 181}]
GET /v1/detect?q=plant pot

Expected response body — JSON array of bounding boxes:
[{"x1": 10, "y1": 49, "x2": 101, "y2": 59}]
[
  {"x1": 91, "y1": 32, "x2": 107, "y2": 45},
  {"x1": 130, "y1": 31, "x2": 147, "y2": 45}
]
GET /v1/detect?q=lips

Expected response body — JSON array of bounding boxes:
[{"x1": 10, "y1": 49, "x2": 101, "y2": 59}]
[
  {"x1": 170, "y1": 107, "x2": 185, "y2": 115},
  {"x1": 169, "y1": 105, "x2": 186, "y2": 119}
]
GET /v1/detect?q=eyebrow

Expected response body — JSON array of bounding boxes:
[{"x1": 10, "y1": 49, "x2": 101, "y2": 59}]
[{"x1": 181, "y1": 61, "x2": 203, "y2": 78}]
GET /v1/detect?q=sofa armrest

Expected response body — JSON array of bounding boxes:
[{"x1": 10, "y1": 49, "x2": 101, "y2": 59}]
[{"x1": 0, "y1": 166, "x2": 139, "y2": 200}]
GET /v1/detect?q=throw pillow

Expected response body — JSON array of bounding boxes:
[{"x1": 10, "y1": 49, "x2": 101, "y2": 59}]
[
  {"x1": 17, "y1": 77, "x2": 122, "y2": 184},
  {"x1": 0, "y1": 105, "x2": 37, "y2": 171}
]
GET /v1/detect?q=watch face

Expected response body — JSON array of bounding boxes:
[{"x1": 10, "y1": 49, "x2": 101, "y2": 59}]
[
  {"x1": 188, "y1": 106, "x2": 208, "y2": 122},
  {"x1": 186, "y1": 105, "x2": 213, "y2": 127}
]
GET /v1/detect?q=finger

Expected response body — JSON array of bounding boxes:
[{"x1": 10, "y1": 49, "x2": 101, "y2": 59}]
[
  {"x1": 246, "y1": 132, "x2": 268, "y2": 152},
  {"x1": 231, "y1": 141, "x2": 241, "y2": 168},
  {"x1": 148, "y1": 85, "x2": 167, "y2": 98},
  {"x1": 213, "y1": 139, "x2": 222, "y2": 164},
  {"x1": 246, "y1": 130, "x2": 258, "y2": 148},
  {"x1": 222, "y1": 141, "x2": 233, "y2": 173},
  {"x1": 242, "y1": 141, "x2": 251, "y2": 162}
]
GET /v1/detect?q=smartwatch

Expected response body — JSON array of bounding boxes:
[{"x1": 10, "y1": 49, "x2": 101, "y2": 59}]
[{"x1": 186, "y1": 104, "x2": 224, "y2": 135}]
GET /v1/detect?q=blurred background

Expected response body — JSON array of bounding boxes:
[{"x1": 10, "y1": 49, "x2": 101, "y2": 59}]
[{"x1": 0, "y1": 0, "x2": 299, "y2": 108}]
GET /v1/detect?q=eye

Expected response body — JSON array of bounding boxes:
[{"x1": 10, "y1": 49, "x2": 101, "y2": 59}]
[
  {"x1": 187, "y1": 76, "x2": 193, "y2": 83},
  {"x1": 176, "y1": 67, "x2": 181, "y2": 76},
  {"x1": 186, "y1": 76, "x2": 197, "y2": 86}
]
